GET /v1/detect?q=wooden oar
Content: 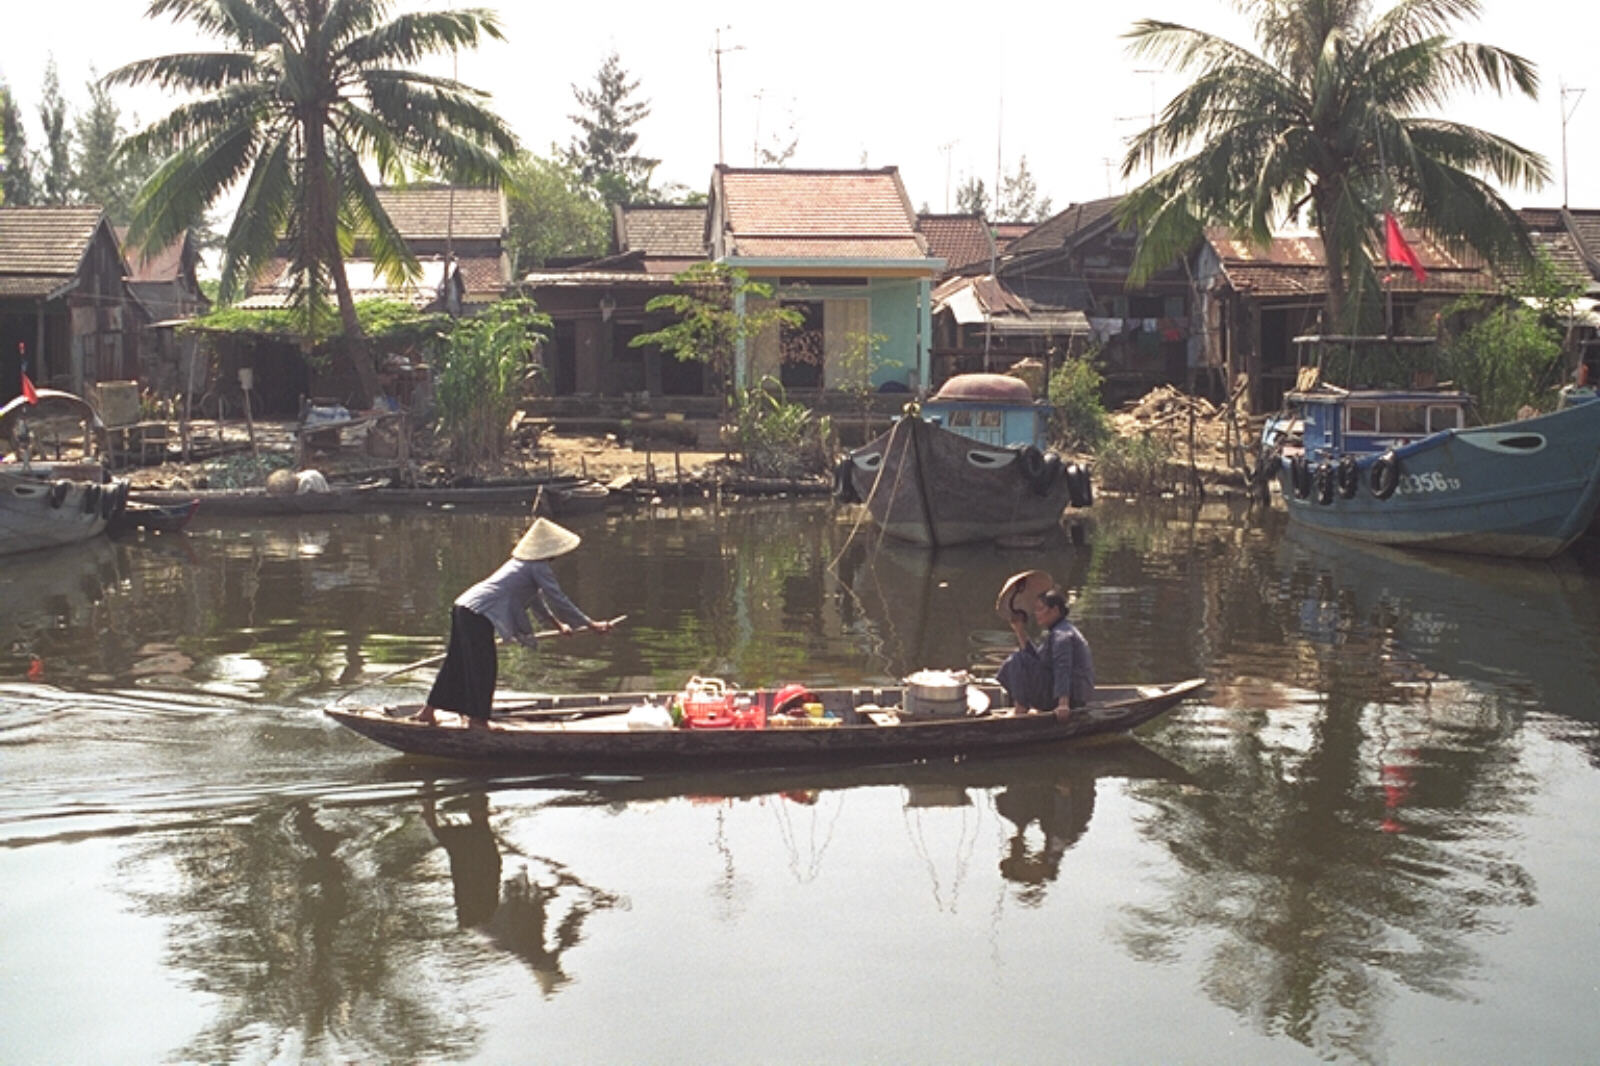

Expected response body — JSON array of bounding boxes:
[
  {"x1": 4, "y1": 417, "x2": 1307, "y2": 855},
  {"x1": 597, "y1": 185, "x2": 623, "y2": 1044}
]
[{"x1": 364, "y1": 614, "x2": 628, "y2": 685}]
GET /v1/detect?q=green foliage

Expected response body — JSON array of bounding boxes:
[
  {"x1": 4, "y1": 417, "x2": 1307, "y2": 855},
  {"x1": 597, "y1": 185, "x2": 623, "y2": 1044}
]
[
  {"x1": 563, "y1": 51, "x2": 658, "y2": 206},
  {"x1": 630, "y1": 263, "x2": 803, "y2": 395},
  {"x1": 185, "y1": 299, "x2": 450, "y2": 347},
  {"x1": 72, "y1": 72, "x2": 156, "y2": 224},
  {"x1": 1439, "y1": 307, "x2": 1565, "y2": 422},
  {"x1": 1094, "y1": 433, "x2": 1174, "y2": 495},
  {"x1": 832, "y1": 330, "x2": 894, "y2": 431},
  {"x1": 37, "y1": 59, "x2": 72, "y2": 205},
  {"x1": 432, "y1": 299, "x2": 551, "y2": 469},
  {"x1": 505, "y1": 152, "x2": 610, "y2": 273},
  {"x1": 1047, "y1": 354, "x2": 1111, "y2": 451},
  {"x1": 108, "y1": 0, "x2": 518, "y2": 403},
  {"x1": 730, "y1": 377, "x2": 832, "y2": 478},
  {"x1": 1119, "y1": 0, "x2": 1547, "y2": 329},
  {"x1": 955, "y1": 176, "x2": 987, "y2": 217},
  {"x1": 1, "y1": 81, "x2": 34, "y2": 205},
  {"x1": 997, "y1": 156, "x2": 1052, "y2": 222}
]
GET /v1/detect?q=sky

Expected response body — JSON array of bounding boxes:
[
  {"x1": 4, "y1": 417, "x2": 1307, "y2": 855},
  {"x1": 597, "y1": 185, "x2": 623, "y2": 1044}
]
[{"x1": 3, "y1": 0, "x2": 1598, "y2": 222}]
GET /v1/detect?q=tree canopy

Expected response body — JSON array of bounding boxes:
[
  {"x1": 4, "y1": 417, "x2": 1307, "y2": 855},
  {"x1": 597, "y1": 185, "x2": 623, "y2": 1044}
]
[
  {"x1": 109, "y1": 0, "x2": 518, "y2": 406},
  {"x1": 1119, "y1": 0, "x2": 1549, "y2": 329},
  {"x1": 504, "y1": 152, "x2": 610, "y2": 273},
  {"x1": 563, "y1": 51, "x2": 659, "y2": 206}
]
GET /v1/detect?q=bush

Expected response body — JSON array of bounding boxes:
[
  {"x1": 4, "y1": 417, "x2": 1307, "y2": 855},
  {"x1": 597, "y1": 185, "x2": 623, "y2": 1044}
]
[
  {"x1": 433, "y1": 299, "x2": 551, "y2": 469},
  {"x1": 1047, "y1": 354, "x2": 1111, "y2": 451},
  {"x1": 730, "y1": 377, "x2": 832, "y2": 477},
  {"x1": 1094, "y1": 433, "x2": 1174, "y2": 494}
]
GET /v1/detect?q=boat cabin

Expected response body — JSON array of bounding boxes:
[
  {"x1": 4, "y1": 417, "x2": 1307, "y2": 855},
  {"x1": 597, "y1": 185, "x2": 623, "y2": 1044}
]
[
  {"x1": 1286, "y1": 386, "x2": 1472, "y2": 459},
  {"x1": 919, "y1": 373, "x2": 1052, "y2": 449}
]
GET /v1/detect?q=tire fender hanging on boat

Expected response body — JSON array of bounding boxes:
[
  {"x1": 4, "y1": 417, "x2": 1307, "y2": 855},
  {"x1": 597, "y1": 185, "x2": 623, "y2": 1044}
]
[
  {"x1": 1314, "y1": 463, "x2": 1336, "y2": 505},
  {"x1": 81, "y1": 482, "x2": 102, "y2": 514},
  {"x1": 832, "y1": 454, "x2": 861, "y2": 504},
  {"x1": 1065, "y1": 463, "x2": 1093, "y2": 508},
  {"x1": 1336, "y1": 457, "x2": 1360, "y2": 499},
  {"x1": 1290, "y1": 456, "x2": 1313, "y2": 499},
  {"x1": 1370, "y1": 451, "x2": 1400, "y2": 500},
  {"x1": 48, "y1": 481, "x2": 69, "y2": 508}
]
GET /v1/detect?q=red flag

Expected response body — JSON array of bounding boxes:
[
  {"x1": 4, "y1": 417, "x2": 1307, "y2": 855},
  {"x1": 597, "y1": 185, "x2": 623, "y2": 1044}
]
[
  {"x1": 20, "y1": 371, "x2": 39, "y2": 405},
  {"x1": 1384, "y1": 212, "x2": 1427, "y2": 283}
]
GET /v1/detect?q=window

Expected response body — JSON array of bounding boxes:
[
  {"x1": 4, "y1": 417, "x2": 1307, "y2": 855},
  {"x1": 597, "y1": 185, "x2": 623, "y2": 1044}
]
[
  {"x1": 949, "y1": 410, "x2": 973, "y2": 427},
  {"x1": 1379, "y1": 404, "x2": 1427, "y2": 435},
  {"x1": 1347, "y1": 405, "x2": 1378, "y2": 433},
  {"x1": 978, "y1": 411, "x2": 1003, "y2": 428},
  {"x1": 780, "y1": 301, "x2": 824, "y2": 389},
  {"x1": 1428, "y1": 405, "x2": 1463, "y2": 432}
]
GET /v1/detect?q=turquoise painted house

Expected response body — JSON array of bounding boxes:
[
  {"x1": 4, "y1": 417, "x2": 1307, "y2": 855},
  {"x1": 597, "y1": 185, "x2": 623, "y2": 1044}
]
[{"x1": 705, "y1": 166, "x2": 945, "y2": 392}]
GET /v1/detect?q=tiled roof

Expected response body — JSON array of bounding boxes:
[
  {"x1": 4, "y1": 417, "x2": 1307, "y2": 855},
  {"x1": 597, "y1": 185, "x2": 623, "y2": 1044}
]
[
  {"x1": 1207, "y1": 228, "x2": 1497, "y2": 297},
  {"x1": 374, "y1": 186, "x2": 505, "y2": 240},
  {"x1": 917, "y1": 214, "x2": 995, "y2": 272},
  {"x1": 615, "y1": 204, "x2": 707, "y2": 259},
  {"x1": 239, "y1": 256, "x2": 502, "y2": 308},
  {"x1": 714, "y1": 166, "x2": 929, "y2": 261},
  {"x1": 1513, "y1": 208, "x2": 1596, "y2": 292},
  {"x1": 1003, "y1": 197, "x2": 1122, "y2": 257},
  {"x1": 1564, "y1": 209, "x2": 1600, "y2": 269},
  {"x1": 992, "y1": 222, "x2": 1034, "y2": 252},
  {"x1": 0, "y1": 205, "x2": 106, "y2": 279}
]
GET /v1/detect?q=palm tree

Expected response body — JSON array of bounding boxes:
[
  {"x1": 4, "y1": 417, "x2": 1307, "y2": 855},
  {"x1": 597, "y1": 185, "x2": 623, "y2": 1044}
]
[
  {"x1": 108, "y1": 0, "x2": 518, "y2": 405},
  {"x1": 1119, "y1": 0, "x2": 1549, "y2": 329}
]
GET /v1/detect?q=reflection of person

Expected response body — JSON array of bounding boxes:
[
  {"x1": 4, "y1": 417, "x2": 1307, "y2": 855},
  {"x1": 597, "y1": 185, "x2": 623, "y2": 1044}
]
[
  {"x1": 421, "y1": 792, "x2": 501, "y2": 928},
  {"x1": 417, "y1": 517, "x2": 611, "y2": 728},
  {"x1": 995, "y1": 777, "x2": 1096, "y2": 899},
  {"x1": 996, "y1": 585, "x2": 1095, "y2": 720}
]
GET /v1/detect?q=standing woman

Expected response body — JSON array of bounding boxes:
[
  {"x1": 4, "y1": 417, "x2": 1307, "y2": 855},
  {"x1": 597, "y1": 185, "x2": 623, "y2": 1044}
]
[{"x1": 417, "y1": 517, "x2": 611, "y2": 728}]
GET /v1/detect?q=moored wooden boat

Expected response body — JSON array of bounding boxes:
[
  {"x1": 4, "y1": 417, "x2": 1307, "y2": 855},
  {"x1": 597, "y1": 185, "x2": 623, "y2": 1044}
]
[
  {"x1": 127, "y1": 475, "x2": 610, "y2": 517},
  {"x1": 1272, "y1": 382, "x2": 1600, "y2": 558},
  {"x1": 108, "y1": 497, "x2": 199, "y2": 535},
  {"x1": 325, "y1": 678, "x2": 1205, "y2": 770},
  {"x1": 840, "y1": 416, "x2": 1090, "y2": 547}
]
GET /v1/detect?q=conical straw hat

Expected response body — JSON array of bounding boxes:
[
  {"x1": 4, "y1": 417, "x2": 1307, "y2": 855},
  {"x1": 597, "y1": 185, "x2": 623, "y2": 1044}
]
[
  {"x1": 994, "y1": 569, "x2": 1054, "y2": 623},
  {"x1": 512, "y1": 516, "x2": 581, "y2": 561}
]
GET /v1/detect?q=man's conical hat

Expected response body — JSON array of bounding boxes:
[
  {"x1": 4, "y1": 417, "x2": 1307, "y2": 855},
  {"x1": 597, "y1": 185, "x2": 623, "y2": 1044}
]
[
  {"x1": 512, "y1": 516, "x2": 581, "y2": 561},
  {"x1": 995, "y1": 570, "x2": 1055, "y2": 623}
]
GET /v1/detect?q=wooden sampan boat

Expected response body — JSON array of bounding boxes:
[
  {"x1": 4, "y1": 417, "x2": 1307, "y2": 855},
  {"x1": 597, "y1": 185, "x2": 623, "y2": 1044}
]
[{"x1": 325, "y1": 678, "x2": 1205, "y2": 771}]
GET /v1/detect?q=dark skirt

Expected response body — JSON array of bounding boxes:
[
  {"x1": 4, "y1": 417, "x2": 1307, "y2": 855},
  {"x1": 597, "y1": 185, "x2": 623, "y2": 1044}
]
[
  {"x1": 427, "y1": 605, "x2": 498, "y2": 719},
  {"x1": 996, "y1": 646, "x2": 1053, "y2": 712}
]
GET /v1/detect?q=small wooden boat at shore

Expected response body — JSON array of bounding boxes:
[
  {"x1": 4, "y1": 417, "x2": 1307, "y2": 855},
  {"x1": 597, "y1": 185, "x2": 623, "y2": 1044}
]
[
  {"x1": 1, "y1": 390, "x2": 130, "y2": 555},
  {"x1": 325, "y1": 678, "x2": 1204, "y2": 771},
  {"x1": 108, "y1": 497, "x2": 199, "y2": 535}
]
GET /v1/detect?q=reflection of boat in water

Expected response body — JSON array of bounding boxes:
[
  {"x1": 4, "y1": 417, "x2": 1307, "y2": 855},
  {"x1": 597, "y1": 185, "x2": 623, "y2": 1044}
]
[
  {"x1": 1279, "y1": 523, "x2": 1600, "y2": 717},
  {"x1": 837, "y1": 375, "x2": 1091, "y2": 546},
  {"x1": 327, "y1": 679, "x2": 1205, "y2": 771},
  {"x1": 1270, "y1": 369, "x2": 1600, "y2": 559},
  {"x1": 0, "y1": 537, "x2": 122, "y2": 645}
]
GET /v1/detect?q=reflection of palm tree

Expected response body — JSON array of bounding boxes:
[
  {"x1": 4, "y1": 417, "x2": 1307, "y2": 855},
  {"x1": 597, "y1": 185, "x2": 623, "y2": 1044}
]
[{"x1": 129, "y1": 800, "x2": 475, "y2": 1063}]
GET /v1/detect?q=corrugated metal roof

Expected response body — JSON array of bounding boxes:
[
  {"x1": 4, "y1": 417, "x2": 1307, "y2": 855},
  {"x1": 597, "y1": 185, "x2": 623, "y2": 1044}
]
[
  {"x1": 238, "y1": 257, "x2": 496, "y2": 308},
  {"x1": 0, "y1": 205, "x2": 105, "y2": 277},
  {"x1": 522, "y1": 270, "x2": 682, "y2": 287},
  {"x1": 1206, "y1": 226, "x2": 1496, "y2": 297},
  {"x1": 114, "y1": 226, "x2": 189, "y2": 283}
]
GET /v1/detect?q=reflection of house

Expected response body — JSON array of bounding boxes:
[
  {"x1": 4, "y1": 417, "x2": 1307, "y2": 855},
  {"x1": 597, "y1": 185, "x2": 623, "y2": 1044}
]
[
  {"x1": 709, "y1": 165, "x2": 943, "y2": 392},
  {"x1": 521, "y1": 203, "x2": 709, "y2": 397},
  {"x1": 1194, "y1": 228, "x2": 1500, "y2": 413},
  {"x1": 0, "y1": 206, "x2": 146, "y2": 403}
]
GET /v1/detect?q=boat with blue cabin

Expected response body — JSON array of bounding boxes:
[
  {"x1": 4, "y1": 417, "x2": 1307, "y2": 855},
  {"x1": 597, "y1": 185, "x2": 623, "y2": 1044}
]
[
  {"x1": 836, "y1": 373, "x2": 1091, "y2": 547},
  {"x1": 1265, "y1": 341, "x2": 1600, "y2": 559}
]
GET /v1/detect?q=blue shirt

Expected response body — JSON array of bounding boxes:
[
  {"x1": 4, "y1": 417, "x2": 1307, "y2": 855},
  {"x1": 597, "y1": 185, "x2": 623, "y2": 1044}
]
[
  {"x1": 1040, "y1": 617, "x2": 1095, "y2": 708},
  {"x1": 455, "y1": 558, "x2": 593, "y2": 647}
]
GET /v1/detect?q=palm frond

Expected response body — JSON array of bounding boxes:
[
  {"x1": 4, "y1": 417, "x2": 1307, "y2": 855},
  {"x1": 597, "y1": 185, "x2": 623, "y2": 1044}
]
[
  {"x1": 103, "y1": 52, "x2": 260, "y2": 92},
  {"x1": 337, "y1": 8, "x2": 504, "y2": 67},
  {"x1": 128, "y1": 120, "x2": 259, "y2": 254},
  {"x1": 216, "y1": 133, "x2": 295, "y2": 304}
]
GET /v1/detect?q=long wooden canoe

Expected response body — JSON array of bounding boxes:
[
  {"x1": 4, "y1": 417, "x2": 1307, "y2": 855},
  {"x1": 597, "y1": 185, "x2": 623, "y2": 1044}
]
[{"x1": 325, "y1": 678, "x2": 1205, "y2": 770}]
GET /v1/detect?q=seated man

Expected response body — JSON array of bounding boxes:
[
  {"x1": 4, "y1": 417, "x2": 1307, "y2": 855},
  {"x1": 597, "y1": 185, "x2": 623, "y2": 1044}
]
[{"x1": 996, "y1": 587, "x2": 1095, "y2": 720}]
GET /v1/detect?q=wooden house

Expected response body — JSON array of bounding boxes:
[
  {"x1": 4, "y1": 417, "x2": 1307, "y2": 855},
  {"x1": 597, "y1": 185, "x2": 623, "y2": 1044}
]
[{"x1": 0, "y1": 205, "x2": 146, "y2": 404}]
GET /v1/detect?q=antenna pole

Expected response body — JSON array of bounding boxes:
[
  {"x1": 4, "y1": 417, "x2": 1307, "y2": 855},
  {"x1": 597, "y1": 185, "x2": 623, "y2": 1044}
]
[
  {"x1": 1562, "y1": 81, "x2": 1586, "y2": 208},
  {"x1": 713, "y1": 28, "x2": 744, "y2": 166}
]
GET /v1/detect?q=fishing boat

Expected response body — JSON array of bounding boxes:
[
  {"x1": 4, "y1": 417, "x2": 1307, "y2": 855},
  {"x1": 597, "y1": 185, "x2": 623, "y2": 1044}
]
[
  {"x1": 836, "y1": 374, "x2": 1092, "y2": 547},
  {"x1": 1265, "y1": 344, "x2": 1600, "y2": 559},
  {"x1": 325, "y1": 677, "x2": 1204, "y2": 771},
  {"x1": 1, "y1": 389, "x2": 130, "y2": 555}
]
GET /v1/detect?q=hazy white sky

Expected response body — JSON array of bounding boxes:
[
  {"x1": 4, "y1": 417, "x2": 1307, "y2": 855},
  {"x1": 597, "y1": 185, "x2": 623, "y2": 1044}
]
[{"x1": 3, "y1": 0, "x2": 1597, "y2": 218}]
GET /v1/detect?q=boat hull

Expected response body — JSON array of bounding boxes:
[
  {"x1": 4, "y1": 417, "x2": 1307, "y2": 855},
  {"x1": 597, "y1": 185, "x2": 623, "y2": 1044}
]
[
  {"x1": 0, "y1": 469, "x2": 124, "y2": 555},
  {"x1": 847, "y1": 418, "x2": 1078, "y2": 546},
  {"x1": 1277, "y1": 402, "x2": 1600, "y2": 559},
  {"x1": 326, "y1": 679, "x2": 1205, "y2": 771}
]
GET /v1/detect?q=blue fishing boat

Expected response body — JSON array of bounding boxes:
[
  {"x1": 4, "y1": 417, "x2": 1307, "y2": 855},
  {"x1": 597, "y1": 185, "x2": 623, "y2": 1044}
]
[{"x1": 1268, "y1": 375, "x2": 1600, "y2": 559}]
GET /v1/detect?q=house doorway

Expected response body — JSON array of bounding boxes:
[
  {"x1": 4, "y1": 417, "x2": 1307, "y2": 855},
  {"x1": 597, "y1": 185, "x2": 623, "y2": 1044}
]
[{"x1": 780, "y1": 301, "x2": 823, "y2": 389}]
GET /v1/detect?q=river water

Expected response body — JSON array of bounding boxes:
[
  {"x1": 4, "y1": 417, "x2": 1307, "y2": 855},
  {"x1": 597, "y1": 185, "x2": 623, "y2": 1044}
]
[{"x1": 3, "y1": 497, "x2": 1599, "y2": 1064}]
